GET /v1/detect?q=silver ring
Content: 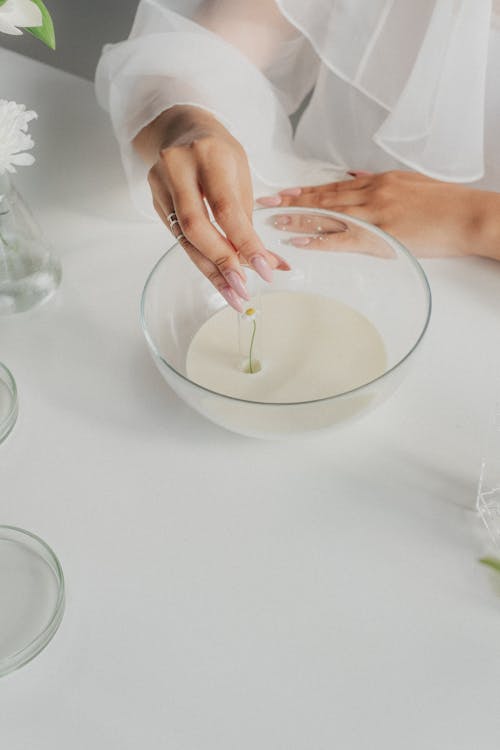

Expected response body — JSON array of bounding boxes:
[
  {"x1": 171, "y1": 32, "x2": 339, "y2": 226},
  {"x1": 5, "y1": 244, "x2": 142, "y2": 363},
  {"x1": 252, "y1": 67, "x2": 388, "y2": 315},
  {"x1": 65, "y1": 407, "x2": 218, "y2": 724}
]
[
  {"x1": 175, "y1": 232, "x2": 187, "y2": 244},
  {"x1": 167, "y1": 211, "x2": 179, "y2": 230}
]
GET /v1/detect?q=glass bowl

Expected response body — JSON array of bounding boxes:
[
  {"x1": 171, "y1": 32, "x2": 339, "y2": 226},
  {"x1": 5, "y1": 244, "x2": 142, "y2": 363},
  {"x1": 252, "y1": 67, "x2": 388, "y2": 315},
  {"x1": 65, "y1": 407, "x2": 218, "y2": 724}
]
[
  {"x1": 141, "y1": 208, "x2": 431, "y2": 439},
  {"x1": 0, "y1": 362, "x2": 18, "y2": 443},
  {"x1": 0, "y1": 526, "x2": 65, "y2": 677}
]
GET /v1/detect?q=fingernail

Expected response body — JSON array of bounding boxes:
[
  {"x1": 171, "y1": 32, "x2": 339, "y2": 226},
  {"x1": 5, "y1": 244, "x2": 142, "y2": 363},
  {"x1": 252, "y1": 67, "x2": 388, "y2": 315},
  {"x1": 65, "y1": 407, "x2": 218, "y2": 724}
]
[
  {"x1": 220, "y1": 286, "x2": 245, "y2": 313},
  {"x1": 347, "y1": 170, "x2": 372, "y2": 177},
  {"x1": 226, "y1": 271, "x2": 250, "y2": 300},
  {"x1": 290, "y1": 237, "x2": 312, "y2": 247},
  {"x1": 273, "y1": 215, "x2": 291, "y2": 227},
  {"x1": 279, "y1": 187, "x2": 302, "y2": 196},
  {"x1": 270, "y1": 252, "x2": 292, "y2": 271},
  {"x1": 256, "y1": 195, "x2": 282, "y2": 207},
  {"x1": 250, "y1": 255, "x2": 274, "y2": 282}
]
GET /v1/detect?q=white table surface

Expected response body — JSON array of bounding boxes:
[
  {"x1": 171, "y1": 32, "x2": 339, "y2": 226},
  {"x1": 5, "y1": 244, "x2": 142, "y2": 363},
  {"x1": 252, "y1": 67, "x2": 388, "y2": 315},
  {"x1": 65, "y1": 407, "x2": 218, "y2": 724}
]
[{"x1": 2, "y1": 48, "x2": 500, "y2": 749}]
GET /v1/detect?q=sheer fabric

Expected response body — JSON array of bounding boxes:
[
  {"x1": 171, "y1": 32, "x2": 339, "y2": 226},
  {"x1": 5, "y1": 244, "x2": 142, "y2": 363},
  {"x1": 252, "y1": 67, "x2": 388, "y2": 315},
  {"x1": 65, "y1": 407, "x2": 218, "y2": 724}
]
[{"x1": 95, "y1": 0, "x2": 499, "y2": 217}]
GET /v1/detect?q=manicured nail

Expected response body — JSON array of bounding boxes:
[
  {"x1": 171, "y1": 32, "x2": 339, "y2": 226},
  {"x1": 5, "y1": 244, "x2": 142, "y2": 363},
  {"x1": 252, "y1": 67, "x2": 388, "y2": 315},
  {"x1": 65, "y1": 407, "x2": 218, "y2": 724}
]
[
  {"x1": 250, "y1": 255, "x2": 274, "y2": 282},
  {"x1": 273, "y1": 215, "x2": 291, "y2": 227},
  {"x1": 256, "y1": 195, "x2": 282, "y2": 207},
  {"x1": 279, "y1": 187, "x2": 302, "y2": 196},
  {"x1": 220, "y1": 286, "x2": 245, "y2": 312},
  {"x1": 270, "y1": 252, "x2": 292, "y2": 271},
  {"x1": 290, "y1": 237, "x2": 312, "y2": 247},
  {"x1": 347, "y1": 170, "x2": 372, "y2": 177},
  {"x1": 226, "y1": 271, "x2": 250, "y2": 300}
]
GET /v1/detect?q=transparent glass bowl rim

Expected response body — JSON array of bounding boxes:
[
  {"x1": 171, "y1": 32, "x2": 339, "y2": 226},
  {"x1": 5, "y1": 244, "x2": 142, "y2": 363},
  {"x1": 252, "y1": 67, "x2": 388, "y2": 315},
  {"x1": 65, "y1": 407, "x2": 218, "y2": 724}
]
[
  {"x1": 140, "y1": 208, "x2": 432, "y2": 407},
  {"x1": 0, "y1": 362, "x2": 18, "y2": 441},
  {"x1": 0, "y1": 525, "x2": 65, "y2": 677}
]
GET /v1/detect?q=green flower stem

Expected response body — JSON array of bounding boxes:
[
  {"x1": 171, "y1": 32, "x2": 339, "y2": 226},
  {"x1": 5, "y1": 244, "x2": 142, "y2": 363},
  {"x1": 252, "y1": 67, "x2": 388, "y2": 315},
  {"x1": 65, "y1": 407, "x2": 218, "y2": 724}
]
[
  {"x1": 479, "y1": 556, "x2": 500, "y2": 573},
  {"x1": 248, "y1": 319, "x2": 257, "y2": 374}
]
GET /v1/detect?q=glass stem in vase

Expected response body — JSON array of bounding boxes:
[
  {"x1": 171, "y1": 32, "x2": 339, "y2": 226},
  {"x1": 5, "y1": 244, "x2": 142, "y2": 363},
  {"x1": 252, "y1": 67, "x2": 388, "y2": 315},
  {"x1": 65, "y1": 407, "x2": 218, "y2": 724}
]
[{"x1": 0, "y1": 171, "x2": 61, "y2": 314}]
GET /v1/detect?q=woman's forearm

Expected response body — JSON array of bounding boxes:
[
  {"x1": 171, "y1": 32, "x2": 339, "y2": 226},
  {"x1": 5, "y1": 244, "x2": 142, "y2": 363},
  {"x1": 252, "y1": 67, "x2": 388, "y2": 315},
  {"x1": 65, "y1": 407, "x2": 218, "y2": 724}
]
[{"x1": 195, "y1": 0, "x2": 297, "y2": 70}]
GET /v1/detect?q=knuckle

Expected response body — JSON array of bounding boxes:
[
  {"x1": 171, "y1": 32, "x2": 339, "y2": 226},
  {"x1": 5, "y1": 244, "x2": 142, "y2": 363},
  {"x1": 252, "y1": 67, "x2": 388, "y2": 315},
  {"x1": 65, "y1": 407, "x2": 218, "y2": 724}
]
[
  {"x1": 211, "y1": 197, "x2": 233, "y2": 222},
  {"x1": 213, "y1": 253, "x2": 234, "y2": 271},
  {"x1": 374, "y1": 185, "x2": 392, "y2": 204},
  {"x1": 159, "y1": 145, "x2": 180, "y2": 163},
  {"x1": 178, "y1": 212, "x2": 200, "y2": 236},
  {"x1": 190, "y1": 134, "x2": 217, "y2": 153},
  {"x1": 207, "y1": 268, "x2": 224, "y2": 286},
  {"x1": 235, "y1": 236, "x2": 257, "y2": 257},
  {"x1": 158, "y1": 146, "x2": 188, "y2": 176},
  {"x1": 319, "y1": 193, "x2": 333, "y2": 208},
  {"x1": 380, "y1": 171, "x2": 399, "y2": 186}
]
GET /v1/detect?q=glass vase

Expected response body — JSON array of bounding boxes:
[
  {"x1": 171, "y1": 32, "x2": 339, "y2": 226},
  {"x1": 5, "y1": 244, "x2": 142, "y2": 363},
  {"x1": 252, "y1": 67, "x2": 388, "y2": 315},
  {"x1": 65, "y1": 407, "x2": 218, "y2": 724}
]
[{"x1": 0, "y1": 172, "x2": 61, "y2": 314}]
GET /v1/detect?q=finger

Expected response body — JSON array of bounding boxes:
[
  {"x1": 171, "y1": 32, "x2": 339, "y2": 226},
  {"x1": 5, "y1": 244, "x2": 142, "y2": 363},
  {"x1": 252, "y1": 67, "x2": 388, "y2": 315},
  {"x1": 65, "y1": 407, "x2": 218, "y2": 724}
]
[
  {"x1": 277, "y1": 190, "x2": 367, "y2": 209},
  {"x1": 291, "y1": 177, "x2": 372, "y2": 194},
  {"x1": 151, "y1": 166, "x2": 251, "y2": 301},
  {"x1": 202, "y1": 178, "x2": 278, "y2": 283},
  {"x1": 153, "y1": 197, "x2": 245, "y2": 312},
  {"x1": 272, "y1": 212, "x2": 348, "y2": 235},
  {"x1": 255, "y1": 176, "x2": 372, "y2": 206},
  {"x1": 288, "y1": 227, "x2": 394, "y2": 258},
  {"x1": 179, "y1": 234, "x2": 246, "y2": 312}
]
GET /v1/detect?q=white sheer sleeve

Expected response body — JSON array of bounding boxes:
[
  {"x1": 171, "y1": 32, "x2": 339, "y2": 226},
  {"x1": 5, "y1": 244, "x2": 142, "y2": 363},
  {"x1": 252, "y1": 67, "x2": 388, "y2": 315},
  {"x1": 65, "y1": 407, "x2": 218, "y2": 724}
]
[
  {"x1": 278, "y1": 0, "x2": 492, "y2": 182},
  {"x1": 95, "y1": 0, "x2": 338, "y2": 216}
]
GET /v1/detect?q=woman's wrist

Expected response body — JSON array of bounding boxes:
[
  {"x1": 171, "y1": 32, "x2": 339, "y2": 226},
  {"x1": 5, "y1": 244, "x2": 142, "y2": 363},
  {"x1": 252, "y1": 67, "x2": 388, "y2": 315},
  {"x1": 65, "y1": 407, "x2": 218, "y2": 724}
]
[
  {"x1": 466, "y1": 189, "x2": 500, "y2": 261},
  {"x1": 133, "y1": 105, "x2": 221, "y2": 164}
]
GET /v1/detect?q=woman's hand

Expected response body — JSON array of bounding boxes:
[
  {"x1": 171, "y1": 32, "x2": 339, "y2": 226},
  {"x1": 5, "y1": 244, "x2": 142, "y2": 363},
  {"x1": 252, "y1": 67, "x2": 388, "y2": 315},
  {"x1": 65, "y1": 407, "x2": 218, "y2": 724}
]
[
  {"x1": 257, "y1": 170, "x2": 499, "y2": 259},
  {"x1": 133, "y1": 105, "x2": 289, "y2": 312}
]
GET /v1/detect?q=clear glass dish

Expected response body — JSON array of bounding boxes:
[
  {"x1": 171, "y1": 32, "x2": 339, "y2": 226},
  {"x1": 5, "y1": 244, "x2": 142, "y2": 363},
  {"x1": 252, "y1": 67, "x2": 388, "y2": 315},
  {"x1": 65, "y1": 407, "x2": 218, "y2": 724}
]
[
  {"x1": 0, "y1": 526, "x2": 65, "y2": 677},
  {"x1": 141, "y1": 208, "x2": 431, "y2": 439},
  {"x1": 0, "y1": 362, "x2": 18, "y2": 443}
]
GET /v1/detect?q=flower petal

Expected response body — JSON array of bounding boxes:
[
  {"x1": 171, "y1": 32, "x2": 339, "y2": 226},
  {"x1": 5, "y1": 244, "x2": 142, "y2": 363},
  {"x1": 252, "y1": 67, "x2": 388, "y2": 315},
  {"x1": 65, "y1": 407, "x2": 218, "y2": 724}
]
[
  {"x1": 10, "y1": 152, "x2": 35, "y2": 166},
  {"x1": 0, "y1": 18, "x2": 24, "y2": 34},
  {"x1": 0, "y1": 0, "x2": 43, "y2": 28}
]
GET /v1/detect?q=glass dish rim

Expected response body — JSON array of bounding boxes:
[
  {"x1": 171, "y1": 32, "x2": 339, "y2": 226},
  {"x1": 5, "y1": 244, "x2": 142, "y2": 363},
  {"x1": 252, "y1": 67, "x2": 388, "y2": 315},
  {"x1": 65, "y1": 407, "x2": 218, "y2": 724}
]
[
  {"x1": 0, "y1": 525, "x2": 65, "y2": 678},
  {"x1": 140, "y1": 207, "x2": 432, "y2": 408},
  {"x1": 0, "y1": 362, "x2": 18, "y2": 443}
]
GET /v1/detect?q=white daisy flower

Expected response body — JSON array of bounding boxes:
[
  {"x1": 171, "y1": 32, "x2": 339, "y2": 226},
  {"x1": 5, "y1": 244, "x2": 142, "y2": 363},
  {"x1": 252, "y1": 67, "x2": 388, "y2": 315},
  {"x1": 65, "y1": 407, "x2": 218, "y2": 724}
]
[
  {"x1": 0, "y1": 99, "x2": 38, "y2": 175},
  {"x1": 241, "y1": 307, "x2": 258, "y2": 321},
  {"x1": 0, "y1": 0, "x2": 42, "y2": 36}
]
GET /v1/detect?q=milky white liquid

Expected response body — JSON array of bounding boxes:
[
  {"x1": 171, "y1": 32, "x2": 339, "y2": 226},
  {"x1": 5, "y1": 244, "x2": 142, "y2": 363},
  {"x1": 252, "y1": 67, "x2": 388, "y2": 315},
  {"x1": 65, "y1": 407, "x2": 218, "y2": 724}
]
[{"x1": 186, "y1": 291, "x2": 387, "y2": 404}]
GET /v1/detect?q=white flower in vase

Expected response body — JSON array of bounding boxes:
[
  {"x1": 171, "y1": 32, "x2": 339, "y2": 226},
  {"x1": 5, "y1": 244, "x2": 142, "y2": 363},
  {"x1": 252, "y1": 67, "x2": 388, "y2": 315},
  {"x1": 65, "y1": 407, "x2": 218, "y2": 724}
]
[
  {"x1": 0, "y1": 97, "x2": 60, "y2": 312},
  {"x1": 0, "y1": 100, "x2": 37, "y2": 177}
]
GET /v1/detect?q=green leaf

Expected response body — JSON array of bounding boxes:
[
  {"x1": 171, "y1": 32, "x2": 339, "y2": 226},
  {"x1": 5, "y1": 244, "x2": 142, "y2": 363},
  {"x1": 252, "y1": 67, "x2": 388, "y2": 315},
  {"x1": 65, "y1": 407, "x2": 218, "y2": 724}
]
[
  {"x1": 25, "y1": 0, "x2": 55, "y2": 50},
  {"x1": 479, "y1": 556, "x2": 500, "y2": 574}
]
